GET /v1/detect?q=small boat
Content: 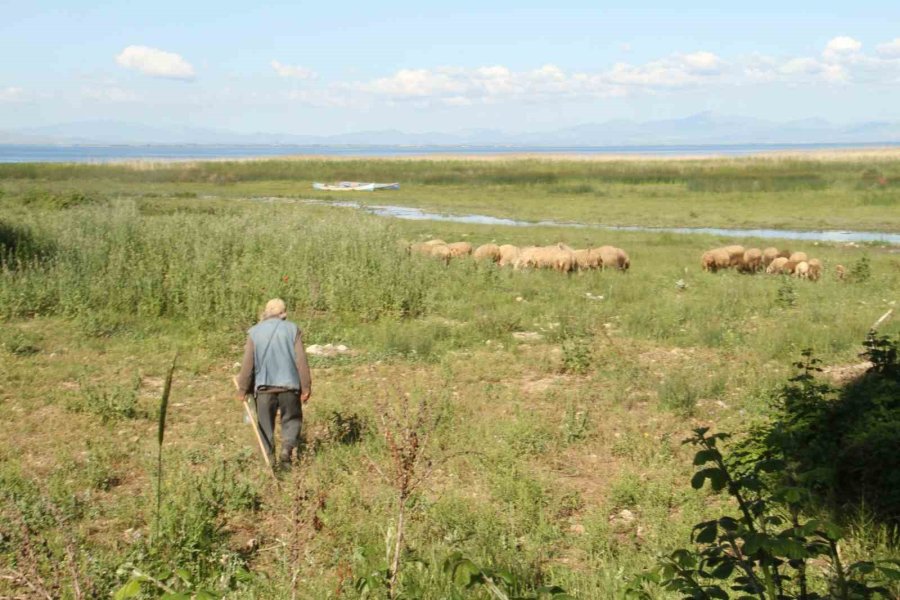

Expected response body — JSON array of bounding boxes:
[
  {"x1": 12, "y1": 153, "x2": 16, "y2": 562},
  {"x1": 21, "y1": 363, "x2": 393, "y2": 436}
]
[{"x1": 313, "y1": 181, "x2": 400, "y2": 191}]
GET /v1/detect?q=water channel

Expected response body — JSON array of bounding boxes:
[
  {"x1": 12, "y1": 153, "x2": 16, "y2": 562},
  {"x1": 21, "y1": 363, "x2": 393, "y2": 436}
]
[{"x1": 299, "y1": 200, "x2": 900, "y2": 244}]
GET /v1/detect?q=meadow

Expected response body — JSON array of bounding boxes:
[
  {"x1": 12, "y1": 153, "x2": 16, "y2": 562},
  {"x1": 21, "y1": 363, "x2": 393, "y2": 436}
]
[{"x1": 0, "y1": 156, "x2": 898, "y2": 599}]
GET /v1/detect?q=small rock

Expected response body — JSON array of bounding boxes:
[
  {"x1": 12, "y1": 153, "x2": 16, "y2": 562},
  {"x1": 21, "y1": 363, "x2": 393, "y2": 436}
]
[{"x1": 512, "y1": 331, "x2": 543, "y2": 342}]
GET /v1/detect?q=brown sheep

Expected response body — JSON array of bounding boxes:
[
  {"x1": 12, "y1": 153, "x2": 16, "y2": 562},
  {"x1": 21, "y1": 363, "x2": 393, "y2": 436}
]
[
  {"x1": 473, "y1": 243, "x2": 501, "y2": 262},
  {"x1": 723, "y1": 245, "x2": 746, "y2": 268},
  {"x1": 794, "y1": 261, "x2": 810, "y2": 279},
  {"x1": 789, "y1": 251, "x2": 808, "y2": 263},
  {"x1": 807, "y1": 258, "x2": 822, "y2": 282},
  {"x1": 835, "y1": 264, "x2": 846, "y2": 280},
  {"x1": 424, "y1": 239, "x2": 447, "y2": 247},
  {"x1": 740, "y1": 248, "x2": 763, "y2": 273},
  {"x1": 762, "y1": 247, "x2": 780, "y2": 266},
  {"x1": 447, "y1": 241, "x2": 473, "y2": 258},
  {"x1": 766, "y1": 256, "x2": 789, "y2": 274},
  {"x1": 498, "y1": 244, "x2": 520, "y2": 267},
  {"x1": 781, "y1": 260, "x2": 799, "y2": 275},
  {"x1": 597, "y1": 246, "x2": 619, "y2": 270},
  {"x1": 702, "y1": 248, "x2": 731, "y2": 272},
  {"x1": 777, "y1": 249, "x2": 792, "y2": 259}
]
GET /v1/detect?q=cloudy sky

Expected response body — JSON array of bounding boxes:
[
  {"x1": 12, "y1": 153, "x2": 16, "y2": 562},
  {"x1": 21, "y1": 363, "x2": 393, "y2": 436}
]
[{"x1": 2, "y1": 0, "x2": 900, "y2": 134}]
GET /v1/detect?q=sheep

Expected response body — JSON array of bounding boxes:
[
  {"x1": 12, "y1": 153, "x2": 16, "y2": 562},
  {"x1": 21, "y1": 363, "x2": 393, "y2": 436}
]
[
  {"x1": 473, "y1": 243, "x2": 501, "y2": 263},
  {"x1": 498, "y1": 244, "x2": 520, "y2": 267},
  {"x1": 807, "y1": 258, "x2": 822, "y2": 282},
  {"x1": 410, "y1": 242, "x2": 433, "y2": 256},
  {"x1": 789, "y1": 251, "x2": 808, "y2": 263},
  {"x1": 778, "y1": 249, "x2": 792, "y2": 259},
  {"x1": 574, "y1": 248, "x2": 599, "y2": 271},
  {"x1": 762, "y1": 247, "x2": 780, "y2": 266},
  {"x1": 723, "y1": 245, "x2": 746, "y2": 268},
  {"x1": 835, "y1": 264, "x2": 846, "y2": 280},
  {"x1": 430, "y1": 244, "x2": 451, "y2": 263},
  {"x1": 740, "y1": 248, "x2": 763, "y2": 273},
  {"x1": 616, "y1": 247, "x2": 631, "y2": 271},
  {"x1": 702, "y1": 248, "x2": 731, "y2": 272},
  {"x1": 597, "y1": 246, "x2": 620, "y2": 271},
  {"x1": 781, "y1": 260, "x2": 799, "y2": 275},
  {"x1": 424, "y1": 239, "x2": 447, "y2": 247},
  {"x1": 532, "y1": 244, "x2": 576, "y2": 272},
  {"x1": 766, "y1": 257, "x2": 789, "y2": 274},
  {"x1": 513, "y1": 246, "x2": 539, "y2": 270},
  {"x1": 794, "y1": 261, "x2": 810, "y2": 279},
  {"x1": 447, "y1": 241, "x2": 473, "y2": 258}
]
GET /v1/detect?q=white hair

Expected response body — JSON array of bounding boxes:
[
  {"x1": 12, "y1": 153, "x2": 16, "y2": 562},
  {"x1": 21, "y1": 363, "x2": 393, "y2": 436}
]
[{"x1": 261, "y1": 298, "x2": 287, "y2": 320}]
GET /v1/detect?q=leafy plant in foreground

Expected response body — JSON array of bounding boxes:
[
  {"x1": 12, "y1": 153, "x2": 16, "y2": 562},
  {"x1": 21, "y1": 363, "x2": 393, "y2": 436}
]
[{"x1": 627, "y1": 428, "x2": 899, "y2": 599}]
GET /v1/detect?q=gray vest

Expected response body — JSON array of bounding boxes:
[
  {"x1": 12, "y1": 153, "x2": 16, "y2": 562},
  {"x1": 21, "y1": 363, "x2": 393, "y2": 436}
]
[{"x1": 249, "y1": 318, "x2": 300, "y2": 392}]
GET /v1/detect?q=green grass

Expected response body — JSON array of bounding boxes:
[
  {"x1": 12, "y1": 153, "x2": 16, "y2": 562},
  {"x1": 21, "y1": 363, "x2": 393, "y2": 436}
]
[{"x1": 0, "y1": 158, "x2": 898, "y2": 598}]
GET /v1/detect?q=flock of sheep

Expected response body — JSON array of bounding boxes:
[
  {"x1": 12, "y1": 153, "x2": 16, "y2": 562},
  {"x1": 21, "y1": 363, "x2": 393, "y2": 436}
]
[
  {"x1": 701, "y1": 245, "x2": 824, "y2": 281},
  {"x1": 408, "y1": 239, "x2": 836, "y2": 282},
  {"x1": 409, "y1": 240, "x2": 630, "y2": 272}
]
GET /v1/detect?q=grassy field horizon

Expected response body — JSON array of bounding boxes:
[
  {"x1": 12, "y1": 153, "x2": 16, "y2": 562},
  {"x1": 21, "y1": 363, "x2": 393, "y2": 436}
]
[{"x1": 1, "y1": 158, "x2": 898, "y2": 599}]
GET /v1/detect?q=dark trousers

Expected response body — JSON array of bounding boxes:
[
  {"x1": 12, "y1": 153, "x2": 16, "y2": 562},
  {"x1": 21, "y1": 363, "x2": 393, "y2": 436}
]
[{"x1": 255, "y1": 391, "x2": 302, "y2": 458}]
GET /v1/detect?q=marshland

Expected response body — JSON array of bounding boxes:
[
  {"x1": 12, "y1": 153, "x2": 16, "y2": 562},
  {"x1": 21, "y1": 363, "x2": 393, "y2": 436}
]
[{"x1": 1, "y1": 155, "x2": 898, "y2": 599}]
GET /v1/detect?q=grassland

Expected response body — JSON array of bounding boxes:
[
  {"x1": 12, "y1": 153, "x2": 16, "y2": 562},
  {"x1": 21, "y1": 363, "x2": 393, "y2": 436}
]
[
  {"x1": 0, "y1": 156, "x2": 898, "y2": 599},
  {"x1": 2, "y1": 153, "x2": 900, "y2": 231}
]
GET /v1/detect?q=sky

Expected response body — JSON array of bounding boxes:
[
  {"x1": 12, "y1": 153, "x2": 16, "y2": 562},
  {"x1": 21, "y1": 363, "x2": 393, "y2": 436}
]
[{"x1": 2, "y1": 0, "x2": 900, "y2": 135}]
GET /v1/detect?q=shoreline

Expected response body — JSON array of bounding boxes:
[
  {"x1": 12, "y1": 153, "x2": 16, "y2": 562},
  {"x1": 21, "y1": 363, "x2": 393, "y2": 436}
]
[{"x1": 4, "y1": 144, "x2": 900, "y2": 166}]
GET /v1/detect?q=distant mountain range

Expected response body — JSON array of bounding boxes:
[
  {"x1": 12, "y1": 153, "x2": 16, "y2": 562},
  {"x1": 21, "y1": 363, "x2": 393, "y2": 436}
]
[{"x1": 3, "y1": 112, "x2": 900, "y2": 146}]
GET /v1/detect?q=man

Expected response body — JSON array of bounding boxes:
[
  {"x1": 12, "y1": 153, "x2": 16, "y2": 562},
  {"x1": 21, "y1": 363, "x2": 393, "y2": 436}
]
[{"x1": 236, "y1": 298, "x2": 312, "y2": 467}]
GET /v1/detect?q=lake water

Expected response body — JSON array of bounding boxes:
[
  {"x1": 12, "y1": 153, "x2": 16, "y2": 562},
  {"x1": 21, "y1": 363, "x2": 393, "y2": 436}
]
[
  {"x1": 2, "y1": 141, "x2": 900, "y2": 163},
  {"x1": 304, "y1": 200, "x2": 900, "y2": 244}
]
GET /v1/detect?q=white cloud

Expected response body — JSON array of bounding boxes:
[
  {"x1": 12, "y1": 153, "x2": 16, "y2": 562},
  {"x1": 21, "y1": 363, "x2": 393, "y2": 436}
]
[
  {"x1": 81, "y1": 86, "x2": 139, "y2": 102},
  {"x1": 877, "y1": 38, "x2": 900, "y2": 58},
  {"x1": 280, "y1": 36, "x2": 900, "y2": 108},
  {"x1": 823, "y1": 36, "x2": 862, "y2": 60},
  {"x1": 115, "y1": 46, "x2": 195, "y2": 80},
  {"x1": 681, "y1": 51, "x2": 724, "y2": 74},
  {"x1": 779, "y1": 57, "x2": 847, "y2": 82},
  {"x1": 0, "y1": 86, "x2": 25, "y2": 102},
  {"x1": 271, "y1": 60, "x2": 317, "y2": 80}
]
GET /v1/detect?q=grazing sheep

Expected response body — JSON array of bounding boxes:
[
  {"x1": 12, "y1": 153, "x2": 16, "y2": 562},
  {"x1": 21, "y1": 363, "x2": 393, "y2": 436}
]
[
  {"x1": 767, "y1": 256, "x2": 789, "y2": 274},
  {"x1": 762, "y1": 247, "x2": 780, "y2": 266},
  {"x1": 807, "y1": 258, "x2": 822, "y2": 282},
  {"x1": 794, "y1": 261, "x2": 810, "y2": 279},
  {"x1": 498, "y1": 244, "x2": 520, "y2": 267},
  {"x1": 574, "y1": 249, "x2": 596, "y2": 271},
  {"x1": 616, "y1": 247, "x2": 631, "y2": 271},
  {"x1": 702, "y1": 248, "x2": 732, "y2": 272},
  {"x1": 789, "y1": 251, "x2": 808, "y2": 263},
  {"x1": 835, "y1": 264, "x2": 846, "y2": 280},
  {"x1": 597, "y1": 246, "x2": 620, "y2": 270},
  {"x1": 740, "y1": 248, "x2": 763, "y2": 273},
  {"x1": 473, "y1": 243, "x2": 501, "y2": 262},
  {"x1": 410, "y1": 242, "x2": 432, "y2": 256},
  {"x1": 513, "y1": 246, "x2": 539, "y2": 270},
  {"x1": 447, "y1": 241, "x2": 473, "y2": 258},
  {"x1": 424, "y1": 239, "x2": 447, "y2": 247},
  {"x1": 781, "y1": 260, "x2": 799, "y2": 275},
  {"x1": 723, "y1": 245, "x2": 746, "y2": 268},
  {"x1": 430, "y1": 244, "x2": 451, "y2": 263}
]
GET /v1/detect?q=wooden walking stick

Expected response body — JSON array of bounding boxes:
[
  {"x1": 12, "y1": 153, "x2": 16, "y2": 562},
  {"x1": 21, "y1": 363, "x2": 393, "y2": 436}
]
[{"x1": 233, "y1": 376, "x2": 279, "y2": 483}]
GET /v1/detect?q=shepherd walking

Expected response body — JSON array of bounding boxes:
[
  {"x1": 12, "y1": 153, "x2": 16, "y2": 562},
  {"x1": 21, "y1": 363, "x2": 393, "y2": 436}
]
[{"x1": 236, "y1": 298, "x2": 312, "y2": 467}]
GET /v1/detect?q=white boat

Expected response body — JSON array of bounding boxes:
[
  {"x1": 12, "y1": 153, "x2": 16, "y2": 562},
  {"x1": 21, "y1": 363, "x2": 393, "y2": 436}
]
[{"x1": 313, "y1": 181, "x2": 400, "y2": 191}]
